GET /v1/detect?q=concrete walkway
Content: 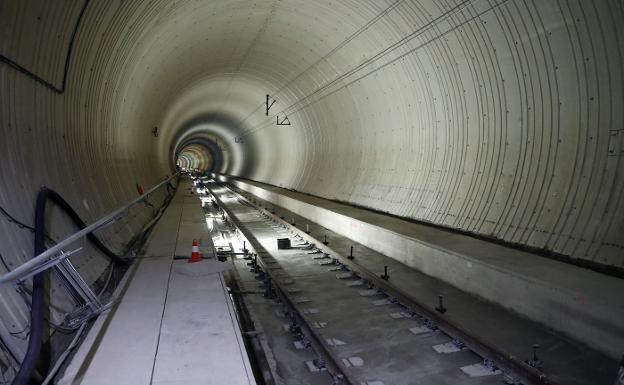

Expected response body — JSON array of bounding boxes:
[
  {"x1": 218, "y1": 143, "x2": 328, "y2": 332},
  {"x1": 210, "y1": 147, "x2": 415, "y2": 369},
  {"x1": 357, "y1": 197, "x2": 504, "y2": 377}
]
[{"x1": 58, "y1": 178, "x2": 255, "y2": 385}]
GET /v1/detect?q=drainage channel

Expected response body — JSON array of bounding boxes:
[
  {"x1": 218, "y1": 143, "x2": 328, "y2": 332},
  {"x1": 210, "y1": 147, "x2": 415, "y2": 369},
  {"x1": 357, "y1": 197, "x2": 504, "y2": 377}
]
[{"x1": 209, "y1": 184, "x2": 547, "y2": 385}]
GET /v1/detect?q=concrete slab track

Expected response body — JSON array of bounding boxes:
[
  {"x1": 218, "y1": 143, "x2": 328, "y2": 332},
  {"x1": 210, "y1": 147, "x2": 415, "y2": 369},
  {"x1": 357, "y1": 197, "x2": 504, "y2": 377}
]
[
  {"x1": 211, "y1": 183, "x2": 619, "y2": 385},
  {"x1": 223, "y1": 176, "x2": 624, "y2": 361}
]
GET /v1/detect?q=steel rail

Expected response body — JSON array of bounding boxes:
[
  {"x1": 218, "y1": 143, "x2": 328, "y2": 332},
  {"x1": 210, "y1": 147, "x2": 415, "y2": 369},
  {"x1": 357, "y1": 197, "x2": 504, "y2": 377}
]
[
  {"x1": 209, "y1": 186, "x2": 354, "y2": 385},
  {"x1": 224, "y1": 183, "x2": 562, "y2": 385}
]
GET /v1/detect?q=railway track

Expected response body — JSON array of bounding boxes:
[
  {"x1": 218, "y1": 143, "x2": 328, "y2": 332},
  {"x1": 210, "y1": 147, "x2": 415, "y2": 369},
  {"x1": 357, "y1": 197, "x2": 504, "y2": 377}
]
[{"x1": 208, "y1": 183, "x2": 556, "y2": 385}]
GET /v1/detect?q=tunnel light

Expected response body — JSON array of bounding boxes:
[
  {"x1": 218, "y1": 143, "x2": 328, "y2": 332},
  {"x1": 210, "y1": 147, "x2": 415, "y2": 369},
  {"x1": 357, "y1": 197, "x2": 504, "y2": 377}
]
[{"x1": 205, "y1": 217, "x2": 214, "y2": 231}]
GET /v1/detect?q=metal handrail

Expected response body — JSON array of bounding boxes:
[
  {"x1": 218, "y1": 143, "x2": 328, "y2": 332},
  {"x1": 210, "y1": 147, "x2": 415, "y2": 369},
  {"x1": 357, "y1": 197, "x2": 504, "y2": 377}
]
[{"x1": 0, "y1": 172, "x2": 180, "y2": 284}]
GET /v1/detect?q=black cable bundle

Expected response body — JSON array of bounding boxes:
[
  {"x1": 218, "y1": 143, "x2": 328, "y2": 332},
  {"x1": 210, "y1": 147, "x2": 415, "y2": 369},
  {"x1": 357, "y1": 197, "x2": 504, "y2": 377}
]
[{"x1": 10, "y1": 180, "x2": 177, "y2": 385}]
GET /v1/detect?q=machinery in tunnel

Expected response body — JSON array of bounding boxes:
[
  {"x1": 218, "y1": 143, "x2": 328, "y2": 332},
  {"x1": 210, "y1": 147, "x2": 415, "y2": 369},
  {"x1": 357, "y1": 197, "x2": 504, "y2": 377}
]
[{"x1": 1, "y1": 0, "x2": 624, "y2": 384}]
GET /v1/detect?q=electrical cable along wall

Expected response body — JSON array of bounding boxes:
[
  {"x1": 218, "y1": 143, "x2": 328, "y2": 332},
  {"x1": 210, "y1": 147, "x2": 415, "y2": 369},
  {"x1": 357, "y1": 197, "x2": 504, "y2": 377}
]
[
  {"x1": 1, "y1": 1, "x2": 179, "y2": 380},
  {"x1": 0, "y1": 179, "x2": 178, "y2": 385},
  {"x1": 0, "y1": 179, "x2": 175, "y2": 377},
  {"x1": 176, "y1": 144, "x2": 214, "y2": 172}
]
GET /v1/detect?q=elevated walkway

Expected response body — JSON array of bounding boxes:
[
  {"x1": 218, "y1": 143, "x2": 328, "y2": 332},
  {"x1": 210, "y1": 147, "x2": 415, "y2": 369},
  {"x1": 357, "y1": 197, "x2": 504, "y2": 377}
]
[{"x1": 58, "y1": 178, "x2": 255, "y2": 385}]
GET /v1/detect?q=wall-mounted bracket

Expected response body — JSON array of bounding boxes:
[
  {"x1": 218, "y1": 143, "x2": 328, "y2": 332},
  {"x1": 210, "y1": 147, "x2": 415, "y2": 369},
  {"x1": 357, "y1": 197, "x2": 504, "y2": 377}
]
[
  {"x1": 266, "y1": 94, "x2": 277, "y2": 116},
  {"x1": 277, "y1": 114, "x2": 291, "y2": 126}
]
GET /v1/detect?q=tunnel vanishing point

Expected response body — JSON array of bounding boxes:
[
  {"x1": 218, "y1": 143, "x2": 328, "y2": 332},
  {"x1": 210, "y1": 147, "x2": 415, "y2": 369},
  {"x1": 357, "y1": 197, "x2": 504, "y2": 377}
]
[{"x1": 1, "y1": 1, "x2": 624, "y2": 385}]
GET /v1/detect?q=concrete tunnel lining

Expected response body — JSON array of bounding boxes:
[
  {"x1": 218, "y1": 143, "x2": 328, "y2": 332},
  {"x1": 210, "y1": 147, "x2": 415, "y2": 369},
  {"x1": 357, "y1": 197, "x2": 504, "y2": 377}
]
[
  {"x1": 2, "y1": 0, "x2": 622, "y2": 267},
  {"x1": 0, "y1": 0, "x2": 623, "y2": 381}
]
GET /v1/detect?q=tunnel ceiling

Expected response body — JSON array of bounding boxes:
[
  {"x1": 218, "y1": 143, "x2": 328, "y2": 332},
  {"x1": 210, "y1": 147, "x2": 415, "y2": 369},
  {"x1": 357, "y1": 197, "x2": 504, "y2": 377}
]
[{"x1": 1, "y1": 0, "x2": 623, "y2": 269}]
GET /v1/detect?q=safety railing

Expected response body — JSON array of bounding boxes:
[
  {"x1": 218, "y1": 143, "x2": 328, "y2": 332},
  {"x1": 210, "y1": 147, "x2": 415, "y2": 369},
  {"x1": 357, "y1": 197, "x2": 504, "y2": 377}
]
[{"x1": 0, "y1": 172, "x2": 179, "y2": 285}]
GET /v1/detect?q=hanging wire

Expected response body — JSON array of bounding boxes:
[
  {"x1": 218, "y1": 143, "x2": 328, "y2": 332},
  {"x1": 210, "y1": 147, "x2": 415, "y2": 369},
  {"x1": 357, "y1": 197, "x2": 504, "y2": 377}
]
[
  {"x1": 0, "y1": 205, "x2": 57, "y2": 244},
  {"x1": 0, "y1": 341, "x2": 18, "y2": 385},
  {"x1": 237, "y1": 0, "x2": 513, "y2": 139},
  {"x1": 0, "y1": 206, "x2": 35, "y2": 232},
  {"x1": 230, "y1": 0, "x2": 408, "y2": 138}
]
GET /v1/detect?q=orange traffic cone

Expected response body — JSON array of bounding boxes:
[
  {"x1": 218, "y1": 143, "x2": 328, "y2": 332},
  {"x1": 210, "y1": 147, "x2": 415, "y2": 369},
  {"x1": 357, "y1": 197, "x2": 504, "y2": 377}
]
[{"x1": 188, "y1": 239, "x2": 202, "y2": 263}]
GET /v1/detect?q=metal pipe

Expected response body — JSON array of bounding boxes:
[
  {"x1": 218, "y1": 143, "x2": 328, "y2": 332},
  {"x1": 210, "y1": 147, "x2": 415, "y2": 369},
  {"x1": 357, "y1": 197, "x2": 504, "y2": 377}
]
[{"x1": 0, "y1": 172, "x2": 179, "y2": 284}]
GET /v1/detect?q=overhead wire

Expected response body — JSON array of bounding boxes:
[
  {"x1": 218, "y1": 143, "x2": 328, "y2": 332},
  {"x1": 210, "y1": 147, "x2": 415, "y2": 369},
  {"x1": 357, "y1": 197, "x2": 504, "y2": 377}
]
[
  {"x1": 234, "y1": 0, "x2": 473, "y2": 137},
  {"x1": 230, "y1": 0, "x2": 408, "y2": 138},
  {"x1": 237, "y1": 0, "x2": 512, "y2": 139}
]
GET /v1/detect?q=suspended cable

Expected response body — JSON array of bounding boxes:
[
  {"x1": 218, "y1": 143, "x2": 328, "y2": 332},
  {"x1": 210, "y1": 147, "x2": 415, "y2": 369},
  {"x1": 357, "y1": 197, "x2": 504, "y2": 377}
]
[
  {"x1": 238, "y1": 0, "x2": 512, "y2": 139},
  {"x1": 230, "y1": 0, "x2": 408, "y2": 137}
]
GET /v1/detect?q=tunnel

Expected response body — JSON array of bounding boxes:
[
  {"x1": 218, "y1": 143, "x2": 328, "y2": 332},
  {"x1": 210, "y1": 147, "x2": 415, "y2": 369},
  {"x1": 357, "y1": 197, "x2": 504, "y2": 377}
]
[{"x1": 1, "y1": 1, "x2": 623, "y2": 384}]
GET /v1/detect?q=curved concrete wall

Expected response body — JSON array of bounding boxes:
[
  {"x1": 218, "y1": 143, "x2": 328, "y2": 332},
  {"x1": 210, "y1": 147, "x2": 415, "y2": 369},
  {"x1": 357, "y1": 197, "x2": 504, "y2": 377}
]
[
  {"x1": 159, "y1": 0, "x2": 624, "y2": 268},
  {"x1": 1, "y1": 0, "x2": 623, "y2": 367}
]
